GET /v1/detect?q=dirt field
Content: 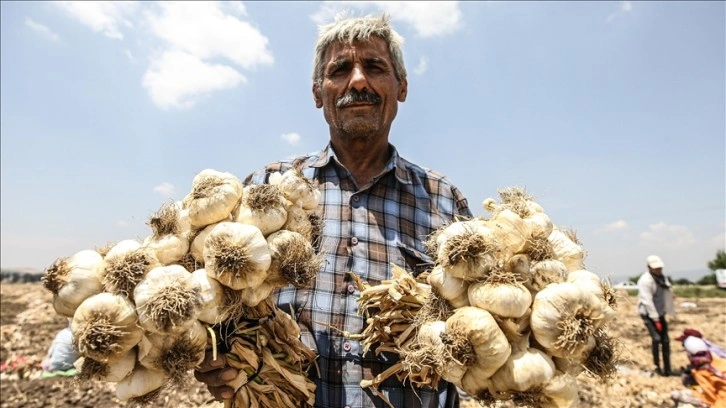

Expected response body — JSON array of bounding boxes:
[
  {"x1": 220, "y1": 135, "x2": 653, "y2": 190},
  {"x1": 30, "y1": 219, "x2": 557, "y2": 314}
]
[{"x1": 1, "y1": 282, "x2": 724, "y2": 407}]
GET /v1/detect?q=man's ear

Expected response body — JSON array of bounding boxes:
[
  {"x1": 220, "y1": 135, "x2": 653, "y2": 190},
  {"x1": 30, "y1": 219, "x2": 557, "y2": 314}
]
[
  {"x1": 397, "y1": 78, "x2": 408, "y2": 102},
  {"x1": 313, "y1": 82, "x2": 323, "y2": 108}
]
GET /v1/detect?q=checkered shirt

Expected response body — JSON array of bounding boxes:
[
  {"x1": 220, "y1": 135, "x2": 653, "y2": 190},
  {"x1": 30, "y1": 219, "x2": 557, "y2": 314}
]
[{"x1": 244, "y1": 143, "x2": 472, "y2": 408}]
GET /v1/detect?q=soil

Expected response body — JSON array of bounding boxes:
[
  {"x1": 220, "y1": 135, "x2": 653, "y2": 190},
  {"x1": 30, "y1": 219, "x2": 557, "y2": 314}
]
[{"x1": 1, "y1": 283, "x2": 724, "y2": 407}]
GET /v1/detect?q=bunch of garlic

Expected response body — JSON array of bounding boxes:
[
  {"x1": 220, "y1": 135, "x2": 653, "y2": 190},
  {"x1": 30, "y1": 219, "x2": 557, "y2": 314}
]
[
  {"x1": 42, "y1": 167, "x2": 323, "y2": 407},
  {"x1": 416, "y1": 186, "x2": 620, "y2": 407}
]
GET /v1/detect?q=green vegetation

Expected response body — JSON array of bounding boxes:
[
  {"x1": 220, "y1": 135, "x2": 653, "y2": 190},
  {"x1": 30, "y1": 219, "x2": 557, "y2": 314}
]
[
  {"x1": 619, "y1": 285, "x2": 726, "y2": 298},
  {"x1": 707, "y1": 249, "x2": 726, "y2": 270}
]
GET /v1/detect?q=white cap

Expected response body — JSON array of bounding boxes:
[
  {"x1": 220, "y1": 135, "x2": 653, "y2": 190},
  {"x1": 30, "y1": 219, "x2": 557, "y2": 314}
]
[
  {"x1": 647, "y1": 255, "x2": 664, "y2": 269},
  {"x1": 684, "y1": 336, "x2": 709, "y2": 355}
]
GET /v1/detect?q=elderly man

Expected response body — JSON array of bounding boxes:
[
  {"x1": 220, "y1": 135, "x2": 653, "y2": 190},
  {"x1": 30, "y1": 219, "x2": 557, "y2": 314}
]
[{"x1": 195, "y1": 14, "x2": 472, "y2": 408}]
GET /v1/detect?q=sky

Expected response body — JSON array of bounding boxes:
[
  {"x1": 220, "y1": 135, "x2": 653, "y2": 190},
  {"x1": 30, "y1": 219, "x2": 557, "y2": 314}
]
[{"x1": 1, "y1": 1, "x2": 724, "y2": 283}]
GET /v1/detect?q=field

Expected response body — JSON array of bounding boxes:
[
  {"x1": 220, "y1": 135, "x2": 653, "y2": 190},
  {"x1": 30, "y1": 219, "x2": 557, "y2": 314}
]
[{"x1": 1, "y1": 282, "x2": 724, "y2": 407}]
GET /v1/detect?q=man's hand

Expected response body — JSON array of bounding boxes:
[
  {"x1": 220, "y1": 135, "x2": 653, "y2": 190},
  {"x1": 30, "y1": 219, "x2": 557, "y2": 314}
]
[
  {"x1": 194, "y1": 350, "x2": 238, "y2": 401},
  {"x1": 654, "y1": 321, "x2": 663, "y2": 333}
]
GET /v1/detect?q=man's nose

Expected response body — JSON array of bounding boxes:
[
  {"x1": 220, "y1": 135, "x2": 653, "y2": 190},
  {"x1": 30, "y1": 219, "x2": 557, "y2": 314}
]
[{"x1": 348, "y1": 65, "x2": 369, "y2": 91}]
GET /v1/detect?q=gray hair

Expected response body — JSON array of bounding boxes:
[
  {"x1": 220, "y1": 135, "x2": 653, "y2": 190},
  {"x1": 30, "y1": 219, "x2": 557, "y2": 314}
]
[{"x1": 312, "y1": 14, "x2": 407, "y2": 86}]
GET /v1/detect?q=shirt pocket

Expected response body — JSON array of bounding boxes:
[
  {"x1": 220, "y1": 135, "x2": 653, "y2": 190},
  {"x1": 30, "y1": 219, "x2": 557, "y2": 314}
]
[{"x1": 396, "y1": 241, "x2": 434, "y2": 277}]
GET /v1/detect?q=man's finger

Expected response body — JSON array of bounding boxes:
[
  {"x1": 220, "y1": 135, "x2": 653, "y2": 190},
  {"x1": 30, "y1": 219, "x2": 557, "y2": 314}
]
[
  {"x1": 194, "y1": 367, "x2": 239, "y2": 388},
  {"x1": 196, "y1": 350, "x2": 227, "y2": 372},
  {"x1": 207, "y1": 385, "x2": 236, "y2": 401}
]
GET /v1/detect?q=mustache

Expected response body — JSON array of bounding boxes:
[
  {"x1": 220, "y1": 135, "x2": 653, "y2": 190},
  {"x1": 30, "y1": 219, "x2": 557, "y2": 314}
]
[{"x1": 336, "y1": 89, "x2": 381, "y2": 107}]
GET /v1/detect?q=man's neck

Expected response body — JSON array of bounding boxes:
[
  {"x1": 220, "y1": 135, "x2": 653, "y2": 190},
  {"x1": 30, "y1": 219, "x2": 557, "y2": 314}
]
[{"x1": 330, "y1": 137, "x2": 390, "y2": 188}]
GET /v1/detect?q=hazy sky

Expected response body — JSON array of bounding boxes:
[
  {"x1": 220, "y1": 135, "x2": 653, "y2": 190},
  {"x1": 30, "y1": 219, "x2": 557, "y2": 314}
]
[{"x1": 1, "y1": 1, "x2": 724, "y2": 282}]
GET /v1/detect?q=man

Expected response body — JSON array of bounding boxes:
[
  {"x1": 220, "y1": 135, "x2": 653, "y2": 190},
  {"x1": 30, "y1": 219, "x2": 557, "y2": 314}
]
[
  {"x1": 671, "y1": 336, "x2": 726, "y2": 408},
  {"x1": 195, "y1": 14, "x2": 472, "y2": 408},
  {"x1": 637, "y1": 254, "x2": 676, "y2": 376}
]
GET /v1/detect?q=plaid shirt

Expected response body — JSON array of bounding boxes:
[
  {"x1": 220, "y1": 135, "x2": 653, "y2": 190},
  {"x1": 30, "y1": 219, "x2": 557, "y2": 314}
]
[{"x1": 244, "y1": 143, "x2": 472, "y2": 408}]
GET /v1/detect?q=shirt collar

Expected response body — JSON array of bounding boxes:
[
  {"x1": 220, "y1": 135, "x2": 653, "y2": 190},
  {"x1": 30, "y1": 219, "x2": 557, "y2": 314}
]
[{"x1": 313, "y1": 142, "x2": 413, "y2": 185}]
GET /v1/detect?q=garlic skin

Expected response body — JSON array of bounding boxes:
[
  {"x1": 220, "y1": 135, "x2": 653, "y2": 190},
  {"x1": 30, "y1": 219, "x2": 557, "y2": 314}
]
[
  {"x1": 458, "y1": 363, "x2": 493, "y2": 399},
  {"x1": 75, "y1": 348, "x2": 137, "y2": 383},
  {"x1": 265, "y1": 230, "x2": 322, "y2": 289},
  {"x1": 468, "y1": 282, "x2": 532, "y2": 319},
  {"x1": 417, "y1": 320, "x2": 467, "y2": 385},
  {"x1": 428, "y1": 265, "x2": 469, "y2": 304},
  {"x1": 238, "y1": 280, "x2": 275, "y2": 307},
  {"x1": 530, "y1": 282, "x2": 612, "y2": 358},
  {"x1": 487, "y1": 209, "x2": 530, "y2": 255},
  {"x1": 281, "y1": 202, "x2": 314, "y2": 240},
  {"x1": 137, "y1": 321, "x2": 207, "y2": 379},
  {"x1": 71, "y1": 292, "x2": 143, "y2": 362},
  {"x1": 43, "y1": 250, "x2": 105, "y2": 317},
  {"x1": 540, "y1": 372, "x2": 579, "y2": 408},
  {"x1": 190, "y1": 222, "x2": 221, "y2": 263},
  {"x1": 203, "y1": 222, "x2": 271, "y2": 290},
  {"x1": 489, "y1": 347, "x2": 556, "y2": 393},
  {"x1": 102, "y1": 240, "x2": 161, "y2": 300},
  {"x1": 548, "y1": 228, "x2": 585, "y2": 272},
  {"x1": 115, "y1": 364, "x2": 170, "y2": 402},
  {"x1": 271, "y1": 168, "x2": 320, "y2": 211},
  {"x1": 183, "y1": 169, "x2": 243, "y2": 229},
  {"x1": 235, "y1": 184, "x2": 288, "y2": 236},
  {"x1": 435, "y1": 220, "x2": 500, "y2": 281},
  {"x1": 142, "y1": 234, "x2": 189, "y2": 266},
  {"x1": 134, "y1": 265, "x2": 201, "y2": 334},
  {"x1": 190, "y1": 269, "x2": 228, "y2": 324},
  {"x1": 527, "y1": 259, "x2": 569, "y2": 292},
  {"x1": 444, "y1": 306, "x2": 511, "y2": 378}
]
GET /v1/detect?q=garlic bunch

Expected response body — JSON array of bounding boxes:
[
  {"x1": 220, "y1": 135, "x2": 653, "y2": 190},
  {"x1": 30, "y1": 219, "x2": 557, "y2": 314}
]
[
  {"x1": 235, "y1": 184, "x2": 288, "y2": 236},
  {"x1": 143, "y1": 200, "x2": 191, "y2": 265}
]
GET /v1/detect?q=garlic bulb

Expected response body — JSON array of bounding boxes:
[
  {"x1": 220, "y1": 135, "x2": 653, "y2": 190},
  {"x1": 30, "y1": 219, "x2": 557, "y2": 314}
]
[
  {"x1": 190, "y1": 269, "x2": 228, "y2": 324},
  {"x1": 434, "y1": 220, "x2": 500, "y2": 281},
  {"x1": 42, "y1": 250, "x2": 105, "y2": 317},
  {"x1": 235, "y1": 184, "x2": 288, "y2": 236},
  {"x1": 281, "y1": 202, "x2": 314, "y2": 240},
  {"x1": 144, "y1": 201, "x2": 192, "y2": 265},
  {"x1": 142, "y1": 234, "x2": 189, "y2": 266},
  {"x1": 525, "y1": 212, "x2": 553, "y2": 240},
  {"x1": 443, "y1": 306, "x2": 511, "y2": 378},
  {"x1": 428, "y1": 265, "x2": 469, "y2": 304},
  {"x1": 137, "y1": 320, "x2": 207, "y2": 381},
  {"x1": 468, "y1": 282, "x2": 532, "y2": 319},
  {"x1": 190, "y1": 222, "x2": 221, "y2": 263},
  {"x1": 548, "y1": 228, "x2": 585, "y2": 272},
  {"x1": 487, "y1": 209, "x2": 530, "y2": 255},
  {"x1": 416, "y1": 320, "x2": 467, "y2": 384},
  {"x1": 134, "y1": 265, "x2": 201, "y2": 334},
  {"x1": 102, "y1": 240, "x2": 161, "y2": 300},
  {"x1": 458, "y1": 363, "x2": 493, "y2": 399},
  {"x1": 71, "y1": 292, "x2": 143, "y2": 362},
  {"x1": 270, "y1": 168, "x2": 320, "y2": 210},
  {"x1": 530, "y1": 282, "x2": 613, "y2": 358},
  {"x1": 115, "y1": 364, "x2": 170, "y2": 402},
  {"x1": 75, "y1": 348, "x2": 136, "y2": 383},
  {"x1": 527, "y1": 259, "x2": 568, "y2": 292},
  {"x1": 489, "y1": 347, "x2": 556, "y2": 393},
  {"x1": 540, "y1": 372, "x2": 579, "y2": 408},
  {"x1": 183, "y1": 169, "x2": 243, "y2": 229},
  {"x1": 265, "y1": 230, "x2": 322, "y2": 289},
  {"x1": 203, "y1": 222, "x2": 271, "y2": 290},
  {"x1": 238, "y1": 280, "x2": 275, "y2": 307}
]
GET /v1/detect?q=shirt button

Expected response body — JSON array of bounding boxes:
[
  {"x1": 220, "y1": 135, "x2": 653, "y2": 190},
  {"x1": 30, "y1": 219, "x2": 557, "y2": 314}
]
[
  {"x1": 351, "y1": 237, "x2": 359, "y2": 245},
  {"x1": 347, "y1": 284, "x2": 356, "y2": 294},
  {"x1": 352, "y1": 195, "x2": 359, "y2": 202},
  {"x1": 343, "y1": 342, "x2": 351, "y2": 352}
]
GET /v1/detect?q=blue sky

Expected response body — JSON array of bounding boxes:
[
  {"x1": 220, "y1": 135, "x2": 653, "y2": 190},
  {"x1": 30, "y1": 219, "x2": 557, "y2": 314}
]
[{"x1": 1, "y1": 1, "x2": 724, "y2": 282}]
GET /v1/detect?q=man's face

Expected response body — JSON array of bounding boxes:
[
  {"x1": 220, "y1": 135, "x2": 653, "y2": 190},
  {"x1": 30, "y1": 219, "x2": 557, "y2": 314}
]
[
  {"x1": 313, "y1": 37, "x2": 407, "y2": 142},
  {"x1": 649, "y1": 266, "x2": 663, "y2": 275}
]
